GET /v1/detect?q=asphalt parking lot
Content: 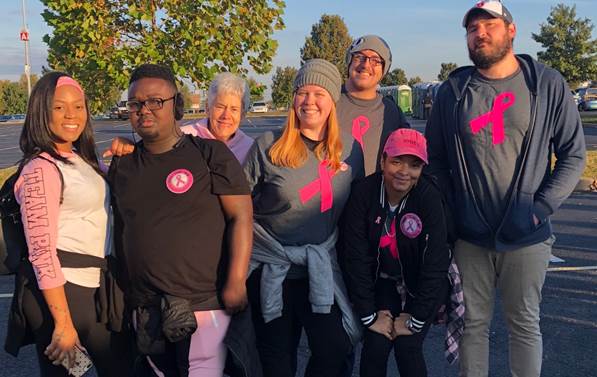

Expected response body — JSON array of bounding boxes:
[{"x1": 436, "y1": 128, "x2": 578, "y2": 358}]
[{"x1": 0, "y1": 116, "x2": 287, "y2": 168}]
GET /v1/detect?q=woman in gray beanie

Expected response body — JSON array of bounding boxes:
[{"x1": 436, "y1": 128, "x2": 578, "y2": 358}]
[{"x1": 243, "y1": 59, "x2": 364, "y2": 377}]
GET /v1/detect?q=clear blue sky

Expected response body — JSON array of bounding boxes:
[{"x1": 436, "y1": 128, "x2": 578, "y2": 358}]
[{"x1": 0, "y1": 0, "x2": 595, "y2": 94}]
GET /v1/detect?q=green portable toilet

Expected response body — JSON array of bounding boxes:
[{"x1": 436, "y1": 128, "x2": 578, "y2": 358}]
[{"x1": 397, "y1": 85, "x2": 412, "y2": 114}]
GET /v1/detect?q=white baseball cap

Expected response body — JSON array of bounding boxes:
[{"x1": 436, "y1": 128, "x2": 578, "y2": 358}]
[{"x1": 463, "y1": 1, "x2": 513, "y2": 28}]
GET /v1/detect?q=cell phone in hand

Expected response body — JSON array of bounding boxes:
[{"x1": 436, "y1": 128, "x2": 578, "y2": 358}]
[{"x1": 60, "y1": 346, "x2": 93, "y2": 377}]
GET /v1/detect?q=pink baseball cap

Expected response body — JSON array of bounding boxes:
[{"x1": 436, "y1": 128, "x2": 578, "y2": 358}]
[{"x1": 383, "y1": 129, "x2": 428, "y2": 164}]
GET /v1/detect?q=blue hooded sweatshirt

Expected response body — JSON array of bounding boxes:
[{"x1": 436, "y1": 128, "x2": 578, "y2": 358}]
[{"x1": 425, "y1": 54, "x2": 586, "y2": 251}]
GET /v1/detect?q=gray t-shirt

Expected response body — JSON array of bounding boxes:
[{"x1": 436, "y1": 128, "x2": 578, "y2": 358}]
[
  {"x1": 337, "y1": 86, "x2": 410, "y2": 176},
  {"x1": 460, "y1": 68, "x2": 531, "y2": 231},
  {"x1": 244, "y1": 130, "x2": 364, "y2": 246}
]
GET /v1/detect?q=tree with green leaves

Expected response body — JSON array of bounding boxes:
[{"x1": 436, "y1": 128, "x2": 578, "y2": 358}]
[
  {"x1": 41, "y1": 0, "x2": 285, "y2": 113},
  {"x1": 271, "y1": 66, "x2": 297, "y2": 109},
  {"x1": 247, "y1": 77, "x2": 266, "y2": 102},
  {"x1": 408, "y1": 76, "x2": 423, "y2": 87},
  {"x1": 300, "y1": 14, "x2": 352, "y2": 75},
  {"x1": 179, "y1": 83, "x2": 193, "y2": 111},
  {"x1": 19, "y1": 73, "x2": 39, "y2": 91},
  {"x1": 381, "y1": 68, "x2": 407, "y2": 86},
  {"x1": 0, "y1": 81, "x2": 28, "y2": 115},
  {"x1": 437, "y1": 62, "x2": 458, "y2": 81},
  {"x1": 532, "y1": 4, "x2": 597, "y2": 87}
]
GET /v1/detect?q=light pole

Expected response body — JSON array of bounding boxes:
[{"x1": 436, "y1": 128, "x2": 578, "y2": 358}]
[{"x1": 20, "y1": 0, "x2": 31, "y2": 97}]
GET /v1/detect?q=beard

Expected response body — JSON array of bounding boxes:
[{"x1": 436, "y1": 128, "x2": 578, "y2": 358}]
[{"x1": 468, "y1": 36, "x2": 513, "y2": 69}]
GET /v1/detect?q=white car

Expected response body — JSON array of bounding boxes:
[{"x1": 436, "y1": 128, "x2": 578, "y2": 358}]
[{"x1": 251, "y1": 102, "x2": 268, "y2": 113}]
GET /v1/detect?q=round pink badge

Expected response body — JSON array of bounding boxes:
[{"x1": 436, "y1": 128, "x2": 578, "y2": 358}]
[
  {"x1": 340, "y1": 162, "x2": 349, "y2": 172},
  {"x1": 166, "y1": 169, "x2": 194, "y2": 194},
  {"x1": 400, "y1": 213, "x2": 423, "y2": 239}
]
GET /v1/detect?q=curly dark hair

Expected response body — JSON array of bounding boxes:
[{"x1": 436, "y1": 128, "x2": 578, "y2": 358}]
[{"x1": 129, "y1": 64, "x2": 178, "y2": 91}]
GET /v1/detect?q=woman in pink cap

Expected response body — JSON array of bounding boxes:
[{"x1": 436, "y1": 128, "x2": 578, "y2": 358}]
[
  {"x1": 340, "y1": 128, "x2": 451, "y2": 377},
  {"x1": 5, "y1": 72, "x2": 130, "y2": 376}
]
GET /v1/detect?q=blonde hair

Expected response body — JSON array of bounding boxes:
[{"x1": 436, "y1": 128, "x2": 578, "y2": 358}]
[{"x1": 269, "y1": 101, "x2": 342, "y2": 171}]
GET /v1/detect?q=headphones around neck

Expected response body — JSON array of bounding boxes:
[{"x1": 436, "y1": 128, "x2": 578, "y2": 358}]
[{"x1": 174, "y1": 92, "x2": 184, "y2": 121}]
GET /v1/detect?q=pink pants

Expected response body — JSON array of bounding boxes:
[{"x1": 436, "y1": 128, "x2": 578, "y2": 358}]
[{"x1": 146, "y1": 310, "x2": 231, "y2": 377}]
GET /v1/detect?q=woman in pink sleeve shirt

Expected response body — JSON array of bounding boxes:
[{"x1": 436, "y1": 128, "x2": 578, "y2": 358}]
[{"x1": 8, "y1": 72, "x2": 130, "y2": 376}]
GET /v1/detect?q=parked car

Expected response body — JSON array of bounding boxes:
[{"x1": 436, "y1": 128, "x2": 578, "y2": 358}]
[
  {"x1": 0, "y1": 115, "x2": 11, "y2": 122},
  {"x1": 109, "y1": 101, "x2": 129, "y2": 119},
  {"x1": 250, "y1": 101, "x2": 268, "y2": 113},
  {"x1": 109, "y1": 106, "x2": 120, "y2": 119},
  {"x1": 578, "y1": 88, "x2": 597, "y2": 111},
  {"x1": 572, "y1": 90, "x2": 581, "y2": 106}
]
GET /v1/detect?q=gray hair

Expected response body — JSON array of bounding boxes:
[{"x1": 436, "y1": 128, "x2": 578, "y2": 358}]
[{"x1": 207, "y1": 73, "x2": 251, "y2": 115}]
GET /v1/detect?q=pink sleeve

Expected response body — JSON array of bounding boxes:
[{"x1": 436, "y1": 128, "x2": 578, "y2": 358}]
[
  {"x1": 14, "y1": 158, "x2": 66, "y2": 289},
  {"x1": 181, "y1": 120, "x2": 216, "y2": 140}
]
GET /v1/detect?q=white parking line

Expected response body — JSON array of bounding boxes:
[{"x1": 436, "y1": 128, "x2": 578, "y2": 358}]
[
  {"x1": 0, "y1": 293, "x2": 13, "y2": 299},
  {"x1": 547, "y1": 266, "x2": 597, "y2": 272},
  {"x1": 550, "y1": 255, "x2": 565, "y2": 263},
  {"x1": 0, "y1": 146, "x2": 19, "y2": 151}
]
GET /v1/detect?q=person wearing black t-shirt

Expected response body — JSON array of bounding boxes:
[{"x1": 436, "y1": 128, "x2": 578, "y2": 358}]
[{"x1": 109, "y1": 64, "x2": 253, "y2": 377}]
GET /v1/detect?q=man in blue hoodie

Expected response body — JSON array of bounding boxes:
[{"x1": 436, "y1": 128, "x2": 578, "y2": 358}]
[{"x1": 425, "y1": 2, "x2": 586, "y2": 377}]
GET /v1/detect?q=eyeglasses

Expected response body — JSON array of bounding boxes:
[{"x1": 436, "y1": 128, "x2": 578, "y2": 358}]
[
  {"x1": 126, "y1": 95, "x2": 176, "y2": 113},
  {"x1": 351, "y1": 53, "x2": 384, "y2": 68}
]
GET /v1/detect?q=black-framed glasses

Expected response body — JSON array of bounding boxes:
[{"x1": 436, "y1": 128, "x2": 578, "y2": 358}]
[
  {"x1": 351, "y1": 53, "x2": 384, "y2": 67},
  {"x1": 126, "y1": 95, "x2": 176, "y2": 113}
]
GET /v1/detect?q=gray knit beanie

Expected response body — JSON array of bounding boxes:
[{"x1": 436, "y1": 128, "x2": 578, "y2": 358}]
[
  {"x1": 293, "y1": 59, "x2": 342, "y2": 103},
  {"x1": 345, "y1": 35, "x2": 392, "y2": 76}
]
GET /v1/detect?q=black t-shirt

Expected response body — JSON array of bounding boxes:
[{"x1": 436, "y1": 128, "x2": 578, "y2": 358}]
[{"x1": 109, "y1": 135, "x2": 250, "y2": 310}]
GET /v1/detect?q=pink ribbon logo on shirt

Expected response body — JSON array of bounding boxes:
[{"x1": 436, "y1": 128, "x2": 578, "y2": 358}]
[
  {"x1": 166, "y1": 169, "x2": 194, "y2": 194},
  {"x1": 352, "y1": 115, "x2": 371, "y2": 152},
  {"x1": 298, "y1": 160, "x2": 337, "y2": 213},
  {"x1": 469, "y1": 92, "x2": 515, "y2": 145},
  {"x1": 379, "y1": 218, "x2": 399, "y2": 259},
  {"x1": 400, "y1": 213, "x2": 423, "y2": 239}
]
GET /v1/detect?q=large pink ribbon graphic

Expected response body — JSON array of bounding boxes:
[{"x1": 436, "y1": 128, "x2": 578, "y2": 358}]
[
  {"x1": 379, "y1": 218, "x2": 399, "y2": 259},
  {"x1": 352, "y1": 115, "x2": 371, "y2": 152},
  {"x1": 299, "y1": 160, "x2": 335, "y2": 213},
  {"x1": 469, "y1": 92, "x2": 515, "y2": 145}
]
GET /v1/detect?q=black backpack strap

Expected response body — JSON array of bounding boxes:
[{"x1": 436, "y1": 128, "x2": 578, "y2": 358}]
[{"x1": 35, "y1": 155, "x2": 65, "y2": 205}]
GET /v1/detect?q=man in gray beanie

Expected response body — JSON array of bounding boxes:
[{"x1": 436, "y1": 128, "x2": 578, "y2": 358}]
[{"x1": 338, "y1": 34, "x2": 410, "y2": 176}]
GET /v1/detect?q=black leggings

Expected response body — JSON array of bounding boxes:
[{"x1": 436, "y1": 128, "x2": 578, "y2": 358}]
[
  {"x1": 359, "y1": 278, "x2": 446, "y2": 377},
  {"x1": 247, "y1": 269, "x2": 352, "y2": 377},
  {"x1": 22, "y1": 281, "x2": 132, "y2": 377}
]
